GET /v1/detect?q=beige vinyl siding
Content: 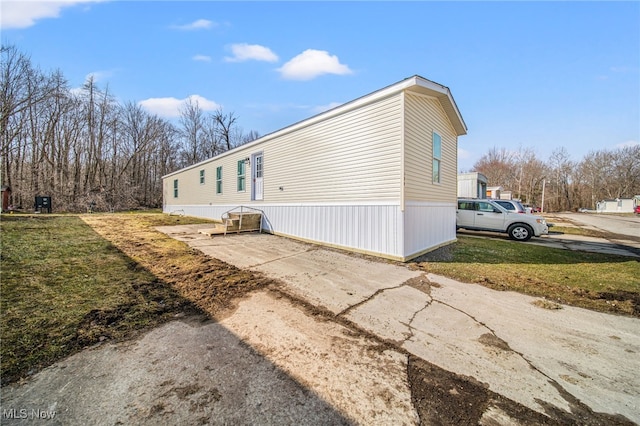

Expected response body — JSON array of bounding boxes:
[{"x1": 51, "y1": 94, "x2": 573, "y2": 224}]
[
  {"x1": 263, "y1": 93, "x2": 403, "y2": 203},
  {"x1": 165, "y1": 92, "x2": 404, "y2": 207},
  {"x1": 164, "y1": 152, "x2": 256, "y2": 206},
  {"x1": 403, "y1": 92, "x2": 458, "y2": 203}
]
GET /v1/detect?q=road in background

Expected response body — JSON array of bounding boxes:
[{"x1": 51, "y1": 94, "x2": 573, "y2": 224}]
[{"x1": 556, "y1": 213, "x2": 640, "y2": 238}]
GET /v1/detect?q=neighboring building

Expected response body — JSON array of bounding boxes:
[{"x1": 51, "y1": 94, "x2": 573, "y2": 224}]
[
  {"x1": 487, "y1": 186, "x2": 503, "y2": 200},
  {"x1": 596, "y1": 198, "x2": 638, "y2": 213},
  {"x1": 457, "y1": 172, "x2": 487, "y2": 198},
  {"x1": 499, "y1": 191, "x2": 513, "y2": 201},
  {"x1": 163, "y1": 75, "x2": 467, "y2": 261}
]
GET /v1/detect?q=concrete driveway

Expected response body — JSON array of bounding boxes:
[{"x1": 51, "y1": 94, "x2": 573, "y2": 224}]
[
  {"x1": 557, "y1": 212, "x2": 640, "y2": 238},
  {"x1": 158, "y1": 225, "x2": 640, "y2": 424}
]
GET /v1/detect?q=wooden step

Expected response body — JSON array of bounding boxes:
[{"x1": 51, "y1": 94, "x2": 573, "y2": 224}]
[
  {"x1": 198, "y1": 223, "x2": 226, "y2": 236},
  {"x1": 199, "y1": 210, "x2": 263, "y2": 237}
]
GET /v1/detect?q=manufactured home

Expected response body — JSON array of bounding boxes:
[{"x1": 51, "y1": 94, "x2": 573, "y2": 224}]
[
  {"x1": 457, "y1": 172, "x2": 487, "y2": 199},
  {"x1": 163, "y1": 75, "x2": 467, "y2": 261},
  {"x1": 596, "y1": 197, "x2": 639, "y2": 213}
]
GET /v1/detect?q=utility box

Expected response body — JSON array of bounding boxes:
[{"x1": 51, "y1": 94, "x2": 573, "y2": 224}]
[
  {"x1": 35, "y1": 196, "x2": 52, "y2": 213},
  {"x1": 1, "y1": 185, "x2": 11, "y2": 211}
]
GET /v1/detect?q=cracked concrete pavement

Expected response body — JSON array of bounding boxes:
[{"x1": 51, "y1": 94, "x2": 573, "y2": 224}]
[{"x1": 158, "y1": 225, "x2": 640, "y2": 424}]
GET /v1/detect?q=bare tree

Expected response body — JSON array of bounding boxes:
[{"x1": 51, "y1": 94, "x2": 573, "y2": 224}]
[
  {"x1": 213, "y1": 110, "x2": 238, "y2": 151},
  {"x1": 179, "y1": 98, "x2": 204, "y2": 165},
  {"x1": 0, "y1": 45, "x2": 270, "y2": 212},
  {"x1": 241, "y1": 129, "x2": 261, "y2": 145},
  {"x1": 518, "y1": 150, "x2": 547, "y2": 206},
  {"x1": 546, "y1": 148, "x2": 575, "y2": 211},
  {"x1": 200, "y1": 115, "x2": 224, "y2": 159},
  {"x1": 1, "y1": 45, "x2": 58, "y2": 205},
  {"x1": 473, "y1": 147, "x2": 517, "y2": 189}
]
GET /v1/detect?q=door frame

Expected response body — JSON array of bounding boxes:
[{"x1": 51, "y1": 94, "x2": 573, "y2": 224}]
[{"x1": 251, "y1": 151, "x2": 264, "y2": 201}]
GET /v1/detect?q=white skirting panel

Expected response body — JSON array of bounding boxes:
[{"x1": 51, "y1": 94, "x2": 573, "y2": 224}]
[
  {"x1": 165, "y1": 202, "x2": 405, "y2": 259},
  {"x1": 164, "y1": 202, "x2": 455, "y2": 260},
  {"x1": 261, "y1": 203, "x2": 404, "y2": 258},
  {"x1": 403, "y1": 201, "x2": 457, "y2": 259}
]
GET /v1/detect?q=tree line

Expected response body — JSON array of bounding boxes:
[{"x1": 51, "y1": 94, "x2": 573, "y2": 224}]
[
  {"x1": 1, "y1": 45, "x2": 257, "y2": 212},
  {"x1": 2, "y1": 44, "x2": 639, "y2": 214},
  {"x1": 472, "y1": 144, "x2": 640, "y2": 212}
]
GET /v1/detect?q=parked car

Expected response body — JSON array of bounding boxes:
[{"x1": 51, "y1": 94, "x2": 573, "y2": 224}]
[
  {"x1": 456, "y1": 198, "x2": 549, "y2": 241},
  {"x1": 635, "y1": 205, "x2": 640, "y2": 215},
  {"x1": 494, "y1": 199, "x2": 527, "y2": 214},
  {"x1": 522, "y1": 203, "x2": 541, "y2": 213}
]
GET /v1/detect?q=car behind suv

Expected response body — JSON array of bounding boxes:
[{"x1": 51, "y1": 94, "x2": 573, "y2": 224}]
[
  {"x1": 457, "y1": 198, "x2": 548, "y2": 241},
  {"x1": 494, "y1": 199, "x2": 527, "y2": 214}
]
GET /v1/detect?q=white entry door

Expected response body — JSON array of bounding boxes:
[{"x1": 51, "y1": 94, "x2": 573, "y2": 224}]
[{"x1": 252, "y1": 153, "x2": 263, "y2": 201}]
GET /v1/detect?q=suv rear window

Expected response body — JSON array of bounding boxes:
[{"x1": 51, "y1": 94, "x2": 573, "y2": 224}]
[{"x1": 495, "y1": 201, "x2": 515, "y2": 211}]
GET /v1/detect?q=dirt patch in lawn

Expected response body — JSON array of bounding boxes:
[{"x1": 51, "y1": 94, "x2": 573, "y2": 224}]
[{"x1": 80, "y1": 214, "x2": 274, "y2": 320}]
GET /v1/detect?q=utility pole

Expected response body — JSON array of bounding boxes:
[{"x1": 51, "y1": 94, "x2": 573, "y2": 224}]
[{"x1": 541, "y1": 179, "x2": 546, "y2": 213}]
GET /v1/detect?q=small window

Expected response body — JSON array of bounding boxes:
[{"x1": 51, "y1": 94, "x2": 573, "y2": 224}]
[
  {"x1": 216, "y1": 166, "x2": 222, "y2": 195},
  {"x1": 478, "y1": 202, "x2": 495, "y2": 213},
  {"x1": 199, "y1": 170, "x2": 205, "y2": 185},
  {"x1": 237, "y1": 160, "x2": 246, "y2": 192},
  {"x1": 458, "y1": 201, "x2": 475, "y2": 211},
  {"x1": 495, "y1": 201, "x2": 514, "y2": 211},
  {"x1": 173, "y1": 179, "x2": 178, "y2": 198},
  {"x1": 432, "y1": 132, "x2": 442, "y2": 184}
]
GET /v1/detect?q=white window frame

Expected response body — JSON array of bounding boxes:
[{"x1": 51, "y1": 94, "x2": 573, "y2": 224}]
[
  {"x1": 432, "y1": 131, "x2": 442, "y2": 184},
  {"x1": 216, "y1": 166, "x2": 223, "y2": 195},
  {"x1": 237, "y1": 160, "x2": 246, "y2": 192}
]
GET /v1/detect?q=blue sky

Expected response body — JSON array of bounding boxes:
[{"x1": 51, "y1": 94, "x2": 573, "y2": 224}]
[{"x1": 2, "y1": 1, "x2": 638, "y2": 171}]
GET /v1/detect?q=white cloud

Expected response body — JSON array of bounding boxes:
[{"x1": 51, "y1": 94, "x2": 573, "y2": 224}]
[
  {"x1": 224, "y1": 43, "x2": 278, "y2": 63},
  {"x1": 313, "y1": 102, "x2": 343, "y2": 114},
  {"x1": 192, "y1": 54, "x2": 212, "y2": 62},
  {"x1": 85, "y1": 69, "x2": 115, "y2": 82},
  {"x1": 170, "y1": 19, "x2": 214, "y2": 31},
  {"x1": 67, "y1": 70, "x2": 116, "y2": 96},
  {"x1": 616, "y1": 140, "x2": 640, "y2": 149},
  {"x1": 278, "y1": 49, "x2": 353, "y2": 81},
  {"x1": 139, "y1": 95, "x2": 220, "y2": 118},
  {"x1": 69, "y1": 86, "x2": 84, "y2": 97},
  {"x1": 1, "y1": 0, "x2": 103, "y2": 29},
  {"x1": 610, "y1": 66, "x2": 639, "y2": 73}
]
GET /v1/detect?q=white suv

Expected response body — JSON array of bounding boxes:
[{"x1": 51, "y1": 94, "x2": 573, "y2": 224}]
[{"x1": 457, "y1": 199, "x2": 548, "y2": 241}]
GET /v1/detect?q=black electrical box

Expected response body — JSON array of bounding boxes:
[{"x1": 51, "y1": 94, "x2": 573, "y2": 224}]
[{"x1": 35, "y1": 196, "x2": 52, "y2": 213}]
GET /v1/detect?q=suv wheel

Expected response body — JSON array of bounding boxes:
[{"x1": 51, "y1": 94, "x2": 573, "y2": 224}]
[{"x1": 508, "y1": 224, "x2": 533, "y2": 241}]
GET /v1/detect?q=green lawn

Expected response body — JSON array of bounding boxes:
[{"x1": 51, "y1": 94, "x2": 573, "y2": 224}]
[
  {"x1": 412, "y1": 235, "x2": 639, "y2": 316},
  {"x1": 0, "y1": 215, "x2": 203, "y2": 384}
]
